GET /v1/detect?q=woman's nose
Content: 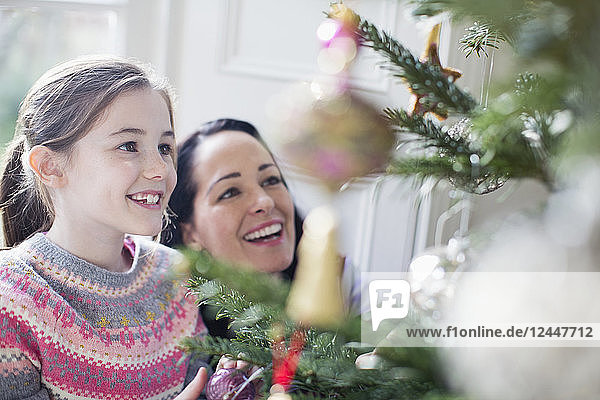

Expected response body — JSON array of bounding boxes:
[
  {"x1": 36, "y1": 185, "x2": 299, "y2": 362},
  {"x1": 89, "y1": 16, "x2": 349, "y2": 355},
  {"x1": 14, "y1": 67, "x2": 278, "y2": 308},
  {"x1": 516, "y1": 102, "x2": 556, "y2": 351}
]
[{"x1": 250, "y1": 188, "x2": 275, "y2": 215}]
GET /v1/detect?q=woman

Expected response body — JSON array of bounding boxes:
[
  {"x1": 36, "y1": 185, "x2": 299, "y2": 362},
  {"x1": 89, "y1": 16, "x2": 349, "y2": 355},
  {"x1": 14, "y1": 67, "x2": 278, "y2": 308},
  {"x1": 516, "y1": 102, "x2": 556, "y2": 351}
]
[
  {"x1": 162, "y1": 119, "x2": 359, "y2": 336},
  {"x1": 163, "y1": 118, "x2": 304, "y2": 280}
]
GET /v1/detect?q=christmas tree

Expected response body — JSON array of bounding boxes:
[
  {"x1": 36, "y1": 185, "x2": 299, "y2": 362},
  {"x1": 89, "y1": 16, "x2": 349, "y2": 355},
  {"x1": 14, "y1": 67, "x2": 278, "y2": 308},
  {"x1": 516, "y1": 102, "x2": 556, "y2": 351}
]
[
  {"x1": 180, "y1": 0, "x2": 600, "y2": 399},
  {"x1": 179, "y1": 249, "x2": 448, "y2": 400}
]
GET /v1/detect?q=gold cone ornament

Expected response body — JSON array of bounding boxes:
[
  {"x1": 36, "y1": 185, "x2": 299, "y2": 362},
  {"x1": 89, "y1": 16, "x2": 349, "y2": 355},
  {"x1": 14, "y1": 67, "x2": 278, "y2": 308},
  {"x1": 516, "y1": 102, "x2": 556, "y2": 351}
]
[{"x1": 285, "y1": 206, "x2": 345, "y2": 328}]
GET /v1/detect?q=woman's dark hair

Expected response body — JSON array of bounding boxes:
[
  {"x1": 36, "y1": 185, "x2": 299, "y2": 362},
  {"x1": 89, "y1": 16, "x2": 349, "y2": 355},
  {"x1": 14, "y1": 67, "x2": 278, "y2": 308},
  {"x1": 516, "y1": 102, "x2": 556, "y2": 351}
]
[
  {"x1": 0, "y1": 55, "x2": 175, "y2": 247},
  {"x1": 162, "y1": 118, "x2": 302, "y2": 280}
]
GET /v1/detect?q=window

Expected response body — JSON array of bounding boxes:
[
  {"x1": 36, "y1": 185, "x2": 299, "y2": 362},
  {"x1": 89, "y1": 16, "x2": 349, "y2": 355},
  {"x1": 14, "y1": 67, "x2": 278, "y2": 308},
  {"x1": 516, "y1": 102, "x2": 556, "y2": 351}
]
[{"x1": 0, "y1": 0, "x2": 126, "y2": 144}]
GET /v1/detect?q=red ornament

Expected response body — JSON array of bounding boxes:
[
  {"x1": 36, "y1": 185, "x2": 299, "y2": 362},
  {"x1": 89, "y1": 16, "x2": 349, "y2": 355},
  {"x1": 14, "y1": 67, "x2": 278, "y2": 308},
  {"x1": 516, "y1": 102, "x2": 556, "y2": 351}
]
[
  {"x1": 271, "y1": 328, "x2": 307, "y2": 392},
  {"x1": 205, "y1": 368, "x2": 256, "y2": 400}
]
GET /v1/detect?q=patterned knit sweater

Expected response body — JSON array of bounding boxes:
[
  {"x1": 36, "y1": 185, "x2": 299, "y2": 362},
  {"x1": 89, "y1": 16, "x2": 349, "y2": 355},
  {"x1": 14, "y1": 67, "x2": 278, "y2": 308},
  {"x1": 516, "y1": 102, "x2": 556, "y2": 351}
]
[{"x1": 0, "y1": 233, "x2": 207, "y2": 399}]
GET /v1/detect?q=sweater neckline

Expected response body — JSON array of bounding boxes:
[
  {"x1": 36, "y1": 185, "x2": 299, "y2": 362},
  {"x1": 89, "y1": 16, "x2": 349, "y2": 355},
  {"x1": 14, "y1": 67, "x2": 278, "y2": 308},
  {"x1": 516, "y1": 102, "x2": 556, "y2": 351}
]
[{"x1": 27, "y1": 232, "x2": 144, "y2": 287}]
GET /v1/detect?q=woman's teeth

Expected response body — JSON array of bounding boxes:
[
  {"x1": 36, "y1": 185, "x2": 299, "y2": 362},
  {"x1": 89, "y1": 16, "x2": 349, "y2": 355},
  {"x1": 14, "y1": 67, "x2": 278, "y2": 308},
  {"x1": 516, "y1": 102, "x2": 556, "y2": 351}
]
[
  {"x1": 244, "y1": 223, "x2": 282, "y2": 241},
  {"x1": 129, "y1": 193, "x2": 160, "y2": 204}
]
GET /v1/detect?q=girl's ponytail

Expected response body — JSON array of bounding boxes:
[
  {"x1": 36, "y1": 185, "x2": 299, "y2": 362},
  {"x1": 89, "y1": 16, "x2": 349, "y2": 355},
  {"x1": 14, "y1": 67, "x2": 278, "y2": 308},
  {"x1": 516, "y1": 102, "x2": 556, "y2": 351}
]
[{"x1": 0, "y1": 135, "x2": 51, "y2": 247}]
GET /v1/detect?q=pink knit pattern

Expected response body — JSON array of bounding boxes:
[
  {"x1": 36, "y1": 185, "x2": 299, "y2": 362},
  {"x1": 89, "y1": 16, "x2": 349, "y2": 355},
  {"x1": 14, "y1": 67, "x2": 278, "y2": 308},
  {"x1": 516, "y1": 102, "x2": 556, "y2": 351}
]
[{"x1": 0, "y1": 234, "x2": 206, "y2": 399}]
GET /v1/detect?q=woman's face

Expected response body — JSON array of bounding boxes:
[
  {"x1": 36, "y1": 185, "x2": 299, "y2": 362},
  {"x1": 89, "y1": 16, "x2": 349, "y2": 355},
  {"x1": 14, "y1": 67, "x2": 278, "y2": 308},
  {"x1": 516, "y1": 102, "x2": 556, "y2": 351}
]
[{"x1": 182, "y1": 130, "x2": 296, "y2": 272}]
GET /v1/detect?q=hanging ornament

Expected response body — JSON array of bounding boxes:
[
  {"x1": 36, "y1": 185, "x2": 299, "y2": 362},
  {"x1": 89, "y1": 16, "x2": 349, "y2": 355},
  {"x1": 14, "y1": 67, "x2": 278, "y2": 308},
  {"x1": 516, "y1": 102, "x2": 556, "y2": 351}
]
[
  {"x1": 269, "y1": 3, "x2": 395, "y2": 191},
  {"x1": 285, "y1": 205, "x2": 345, "y2": 328},
  {"x1": 266, "y1": 384, "x2": 293, "y2": 400},
  {"x1": 443, "y1": 118, "x2": 508, "y2": 194},
  {"x1": 355, "y1": 351, "x2": 386, "y2": 369},
  {"x1": 205, "y1": 368, "x2": 256, "y2": 400},
  {"x1": 328, "y1": 2, "x2": 361, "y2": 30},
  {"x1": 270, "y1": 325, "x2": 307, "y2": 394},
  {"x1": 276, "y1": 91, "x2": 395, "y2": 191},
  {"x1": 409, "y1": 23, "x2": 462, "y2": 120}
]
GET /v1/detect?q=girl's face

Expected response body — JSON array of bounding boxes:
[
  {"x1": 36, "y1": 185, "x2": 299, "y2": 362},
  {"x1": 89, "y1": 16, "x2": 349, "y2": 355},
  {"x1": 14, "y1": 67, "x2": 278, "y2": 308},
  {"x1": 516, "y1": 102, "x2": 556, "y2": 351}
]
[
  {"x1": 183, "y1": 130, "x2": 296, "y2": 272},
  {"x1": 55, "y1": 88, "x2": 176, "y2": 239}
]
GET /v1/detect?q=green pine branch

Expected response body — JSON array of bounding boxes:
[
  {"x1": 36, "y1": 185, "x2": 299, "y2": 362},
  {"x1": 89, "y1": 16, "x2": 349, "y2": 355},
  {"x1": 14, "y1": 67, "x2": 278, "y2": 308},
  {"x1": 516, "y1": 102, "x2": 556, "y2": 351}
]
[
  {"x1": 327, "y1": 7, "x2": 568, "y2": 193},
  {"x1": 186, "y1": 277, "x2": 286, "y2": 348},
  {"x1": 408, "y1": 0, "x2": 531, "y2": 33},
  {"x1": 388, "y1": 156, "x2": 508, "y2": 195},
  {"x1": 182, "y1": 248, "x2": 291, "y2": 306},
  {"x1": 384, "y1": 108, "x2": 470, "y2": 153},
  {"x1": 180, "y1": 335, "x2": 273, "y2": 367},
  {"x1": 459, "y1": 21, "x2": 508, "y2": 58},
  {"x1": 356, "y1": 18, "x2": 477, "y2": 116},
  {"x1": 382, "y1": 69, "x2": 565, "y2": 193}
]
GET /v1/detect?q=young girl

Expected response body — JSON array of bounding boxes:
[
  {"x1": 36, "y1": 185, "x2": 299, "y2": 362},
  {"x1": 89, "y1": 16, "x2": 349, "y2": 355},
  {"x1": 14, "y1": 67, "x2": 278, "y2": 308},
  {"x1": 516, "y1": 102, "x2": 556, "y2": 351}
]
[{"x1": 0, "y1": 56, "x2": 208, "y2": 399}]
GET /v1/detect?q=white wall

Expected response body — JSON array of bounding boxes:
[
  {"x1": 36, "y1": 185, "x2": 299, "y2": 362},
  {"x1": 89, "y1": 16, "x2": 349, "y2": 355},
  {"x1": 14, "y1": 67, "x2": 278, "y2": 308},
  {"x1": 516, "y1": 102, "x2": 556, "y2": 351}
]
[
  {"x1": 157, "y1": 0, "x2": 452, "y2": 272},
  {"x1": 151, "y1": 0, "x2": 551, "y2": 272}
]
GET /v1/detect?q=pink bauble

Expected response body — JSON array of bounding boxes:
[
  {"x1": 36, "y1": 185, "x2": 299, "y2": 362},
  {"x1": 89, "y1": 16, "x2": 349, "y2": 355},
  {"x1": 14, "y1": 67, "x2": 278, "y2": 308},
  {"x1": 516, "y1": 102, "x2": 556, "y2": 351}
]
[
  {"x1": 205, "y1": 368, "x2": 255, "y2": 400},
  {"x1": 276, "y1": 90, "x2": 395, "y2": 191}
]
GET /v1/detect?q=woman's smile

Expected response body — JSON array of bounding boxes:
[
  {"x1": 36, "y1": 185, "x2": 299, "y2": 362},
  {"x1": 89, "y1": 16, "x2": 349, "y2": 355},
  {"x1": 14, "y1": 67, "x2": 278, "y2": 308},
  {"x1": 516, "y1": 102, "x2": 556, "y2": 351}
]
[{"x1": 242, "y1": 220, "x2": 284, "y2": 245}]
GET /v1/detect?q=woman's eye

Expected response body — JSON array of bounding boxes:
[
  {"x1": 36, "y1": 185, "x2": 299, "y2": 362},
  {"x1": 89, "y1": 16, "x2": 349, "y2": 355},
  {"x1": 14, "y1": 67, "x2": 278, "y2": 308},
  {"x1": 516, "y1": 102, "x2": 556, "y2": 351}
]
[
  {"x1": 218, "y1": 187, "x2": 241, "y2": 201},
  {"x1": 118, "y1": 142, "x2": 137, "y2": 152},
  {"x1": 159, "y1": 143, "x2": 173, "y2": 156},
  {"x1": 262, "y1": 175, "x2": 282, "y2": 187}
]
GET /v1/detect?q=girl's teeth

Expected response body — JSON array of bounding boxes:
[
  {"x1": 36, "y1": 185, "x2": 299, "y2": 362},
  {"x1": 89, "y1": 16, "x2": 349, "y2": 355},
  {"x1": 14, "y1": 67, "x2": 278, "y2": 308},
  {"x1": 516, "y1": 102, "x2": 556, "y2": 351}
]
[{"x1": 130, "y1": 194, "x2": 160, "y2": 204}]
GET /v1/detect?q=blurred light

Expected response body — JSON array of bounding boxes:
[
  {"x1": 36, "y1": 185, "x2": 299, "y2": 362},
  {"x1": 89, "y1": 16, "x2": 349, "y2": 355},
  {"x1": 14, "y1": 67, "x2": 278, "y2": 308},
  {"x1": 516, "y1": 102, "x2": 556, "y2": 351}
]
[
  {"x1": 545, "y1": 187, "x2": 595, "y2": 247},
  {"x1": 522, "y1": 129, "x2": 541, "y2": 143},
  {"x1": 317, "y1": 47, "x2": 347, "y2": 75},
  {"x1": 549, "y1": 109, "x2": 573, "y2": 136},
  {"x1": 410, "y1": 254, "x2": 441, "y2": 284},
  {"x1": 330, "y1": 36, "x2": 357, "y2": 63},
  {"x1": 310, "y1": 81, "x2": 324, "y2": 100},
  {"x1": 317, "y1": 20, "x2": 341, "y2": 42}
]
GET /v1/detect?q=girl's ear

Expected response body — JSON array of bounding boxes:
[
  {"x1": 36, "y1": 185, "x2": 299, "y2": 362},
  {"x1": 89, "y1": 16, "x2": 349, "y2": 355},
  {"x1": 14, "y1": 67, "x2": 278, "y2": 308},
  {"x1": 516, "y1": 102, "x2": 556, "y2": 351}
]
[
  {"x1": 28, "y1": 145, "x2": 67, "y2": 188},
  {"x1": 181, "y1": 222, "x2": 204, "y2": 251}
]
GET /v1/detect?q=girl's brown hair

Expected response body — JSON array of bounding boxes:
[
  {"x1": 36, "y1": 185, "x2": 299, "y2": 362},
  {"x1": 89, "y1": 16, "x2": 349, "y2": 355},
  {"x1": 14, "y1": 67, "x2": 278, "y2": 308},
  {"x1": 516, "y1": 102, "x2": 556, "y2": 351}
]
[{"x1": 0, "y1": 55, "x2": 175, "y2": 247}]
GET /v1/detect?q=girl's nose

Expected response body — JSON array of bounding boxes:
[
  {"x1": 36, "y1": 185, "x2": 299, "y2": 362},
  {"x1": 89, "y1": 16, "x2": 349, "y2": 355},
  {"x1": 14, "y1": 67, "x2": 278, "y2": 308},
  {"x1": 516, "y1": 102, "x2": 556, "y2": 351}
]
[{"x1": 143, "y1": 150, "x2": 168, "y2": 180}]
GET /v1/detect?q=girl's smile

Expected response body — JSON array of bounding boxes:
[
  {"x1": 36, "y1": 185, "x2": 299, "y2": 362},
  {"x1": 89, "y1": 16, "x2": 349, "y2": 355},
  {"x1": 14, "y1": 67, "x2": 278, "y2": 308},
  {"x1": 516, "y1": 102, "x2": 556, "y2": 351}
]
[{"x1": 127, "y1": 190, "x2": 164, "y2": 208}]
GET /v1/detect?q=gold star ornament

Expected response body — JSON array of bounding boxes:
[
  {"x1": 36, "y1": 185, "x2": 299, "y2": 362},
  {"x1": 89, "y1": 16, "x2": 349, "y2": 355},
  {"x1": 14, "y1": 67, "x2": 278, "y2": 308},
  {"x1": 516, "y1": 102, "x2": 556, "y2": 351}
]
[{"x1": 409, "y1": 23, "x2": 462, "y2": 120}]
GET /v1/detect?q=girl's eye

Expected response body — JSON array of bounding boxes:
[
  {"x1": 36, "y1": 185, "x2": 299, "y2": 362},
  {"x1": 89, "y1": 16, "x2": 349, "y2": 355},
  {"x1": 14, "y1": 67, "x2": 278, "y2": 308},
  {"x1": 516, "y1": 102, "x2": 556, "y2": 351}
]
[
  {"x1": 159, "y1": 143, "x2": 173, "y2": 156},
  {"x1": 118, "y1": 142, "x2": 137, "y2": 152},
  {"x1": 218, "y1": 187, "x2": 241, "y2": 201},
  {"x1": 262, "y1": 175, "x2": 282, "y2": 187}
]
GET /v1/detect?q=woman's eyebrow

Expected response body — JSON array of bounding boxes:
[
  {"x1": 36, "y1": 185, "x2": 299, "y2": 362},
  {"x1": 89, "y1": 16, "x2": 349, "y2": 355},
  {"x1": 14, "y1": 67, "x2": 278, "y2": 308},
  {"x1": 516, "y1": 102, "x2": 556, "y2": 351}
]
[
  {"x1": 258, "y1": 163, "x2": 276, "y2": 171},
  {"x1": 206, "y1": 172, "x2": 241, "y2": 196}
]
